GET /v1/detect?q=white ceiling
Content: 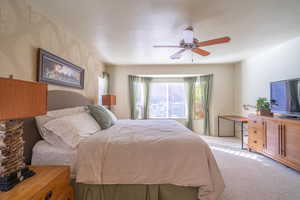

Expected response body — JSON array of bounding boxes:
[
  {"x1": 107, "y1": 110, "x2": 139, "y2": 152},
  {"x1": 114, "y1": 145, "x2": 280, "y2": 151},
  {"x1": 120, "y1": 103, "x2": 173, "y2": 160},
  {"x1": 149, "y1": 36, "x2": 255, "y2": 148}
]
[{"x1": 29, "y1": 0, "x2": 300, "y2": 65}]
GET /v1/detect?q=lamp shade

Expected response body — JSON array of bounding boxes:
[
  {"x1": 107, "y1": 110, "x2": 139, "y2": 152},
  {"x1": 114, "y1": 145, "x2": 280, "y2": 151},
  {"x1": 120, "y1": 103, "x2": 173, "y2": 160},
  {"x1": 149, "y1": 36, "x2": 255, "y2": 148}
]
[
  {"x1": 102, "y1": 94, "x2": 116, "y2": 106},
  {"x1": 0, "y1": 78, "x2": 48, "y2": 121}
]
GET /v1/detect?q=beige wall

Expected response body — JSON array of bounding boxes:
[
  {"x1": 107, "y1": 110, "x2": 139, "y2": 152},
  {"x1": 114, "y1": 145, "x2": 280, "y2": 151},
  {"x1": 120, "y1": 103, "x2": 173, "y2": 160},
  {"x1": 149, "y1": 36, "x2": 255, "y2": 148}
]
[
  {"x1": 235, "y1": 37, "x2": 300, "y2": 116},
  {"x1": 0, "y1": 0, "x2": 105, "y2": 103},
  {"x1": 108, "y1": 64, "x2": 236, "y2": 136}
]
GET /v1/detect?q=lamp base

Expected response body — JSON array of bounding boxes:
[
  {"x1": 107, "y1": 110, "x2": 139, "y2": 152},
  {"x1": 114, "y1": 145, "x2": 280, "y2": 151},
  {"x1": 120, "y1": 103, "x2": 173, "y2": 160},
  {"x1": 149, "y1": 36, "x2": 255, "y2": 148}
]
[{"x1": 0, "y1": 167, "x2": 35, "y2": 191}]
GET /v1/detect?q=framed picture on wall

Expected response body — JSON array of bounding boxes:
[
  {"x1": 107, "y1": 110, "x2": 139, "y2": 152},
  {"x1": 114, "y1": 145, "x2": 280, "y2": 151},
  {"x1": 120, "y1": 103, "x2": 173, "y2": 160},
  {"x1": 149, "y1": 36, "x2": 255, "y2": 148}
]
[{"x1": 37, "y1": 48, "x2": 85, "y2": 89}]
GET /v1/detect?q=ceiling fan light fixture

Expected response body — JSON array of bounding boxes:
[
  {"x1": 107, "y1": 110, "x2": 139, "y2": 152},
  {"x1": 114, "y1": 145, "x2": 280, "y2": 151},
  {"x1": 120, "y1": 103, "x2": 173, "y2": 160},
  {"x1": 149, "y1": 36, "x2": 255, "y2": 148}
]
[{"x1": 183, "y1": 28, "x2": 194, "y2": 44}]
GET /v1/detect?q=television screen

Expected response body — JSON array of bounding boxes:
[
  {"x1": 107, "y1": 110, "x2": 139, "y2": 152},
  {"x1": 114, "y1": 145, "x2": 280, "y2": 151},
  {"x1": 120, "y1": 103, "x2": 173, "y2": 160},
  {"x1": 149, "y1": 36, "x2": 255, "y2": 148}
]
[{"x1": 271, "y1": 79, "x2": 300, "y2": 116}]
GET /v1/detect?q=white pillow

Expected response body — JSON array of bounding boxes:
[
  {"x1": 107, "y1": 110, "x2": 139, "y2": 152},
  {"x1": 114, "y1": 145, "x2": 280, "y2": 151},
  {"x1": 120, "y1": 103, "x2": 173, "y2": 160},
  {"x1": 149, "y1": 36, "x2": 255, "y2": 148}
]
[
  {"x1": 43, "y1": 112, "x2": 101, "y2": 148},
  {"x1": 44, "y1": 106, "x2": 87, "y2": 118},
  {"x1": 35, "y1": 106, "x2": 88, "y2": 148}
]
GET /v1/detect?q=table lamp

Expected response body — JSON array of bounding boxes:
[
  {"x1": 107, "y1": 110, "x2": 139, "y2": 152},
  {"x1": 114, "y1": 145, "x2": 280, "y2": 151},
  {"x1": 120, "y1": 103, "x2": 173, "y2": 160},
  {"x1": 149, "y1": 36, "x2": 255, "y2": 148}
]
[
  {"x1": 0, "y1": 77, "x2": 47, "y2": 191},
  {"x1": 102, "y1": 94, "x2": 116, "y2": 110}
]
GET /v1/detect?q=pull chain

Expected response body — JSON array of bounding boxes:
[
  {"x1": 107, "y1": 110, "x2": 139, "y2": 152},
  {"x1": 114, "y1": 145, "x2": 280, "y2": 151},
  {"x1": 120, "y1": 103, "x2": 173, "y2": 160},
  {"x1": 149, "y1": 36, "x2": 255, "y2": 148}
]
[{"x1": 191, "y1": 51, "x2": 194, "y2": 63}]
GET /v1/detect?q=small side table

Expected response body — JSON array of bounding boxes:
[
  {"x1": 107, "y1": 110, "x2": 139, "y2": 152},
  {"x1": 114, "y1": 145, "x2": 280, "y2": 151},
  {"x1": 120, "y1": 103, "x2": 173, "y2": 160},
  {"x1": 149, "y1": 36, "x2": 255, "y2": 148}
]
[
  {"x1": 0, "y1": 166, "x2": 74, "y2": 200},
  {"x1": 218, "y1": 115, "x2": 248, "y2": 149}
]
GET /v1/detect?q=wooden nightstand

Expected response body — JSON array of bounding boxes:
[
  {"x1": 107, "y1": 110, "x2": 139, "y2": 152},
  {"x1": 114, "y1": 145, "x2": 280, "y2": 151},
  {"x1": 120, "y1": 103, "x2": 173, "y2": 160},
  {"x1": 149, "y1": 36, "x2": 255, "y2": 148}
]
[{"x1": 0, "y1": 166, "x2": 74, "y2": 200}]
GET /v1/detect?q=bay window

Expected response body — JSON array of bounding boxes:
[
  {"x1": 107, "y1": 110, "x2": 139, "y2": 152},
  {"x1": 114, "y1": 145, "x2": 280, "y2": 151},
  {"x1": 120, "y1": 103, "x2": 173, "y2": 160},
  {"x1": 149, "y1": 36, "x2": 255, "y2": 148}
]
[{"x1": 149, "y1": 82, "x2": 186, "y2": 119}]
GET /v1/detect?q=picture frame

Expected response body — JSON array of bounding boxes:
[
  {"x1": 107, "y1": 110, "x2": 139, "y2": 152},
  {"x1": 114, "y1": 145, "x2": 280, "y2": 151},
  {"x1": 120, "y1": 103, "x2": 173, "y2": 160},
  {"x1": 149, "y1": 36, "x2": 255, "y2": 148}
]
[{"x1": 37, "y1": 49, "x2": 85, "y2": 89}]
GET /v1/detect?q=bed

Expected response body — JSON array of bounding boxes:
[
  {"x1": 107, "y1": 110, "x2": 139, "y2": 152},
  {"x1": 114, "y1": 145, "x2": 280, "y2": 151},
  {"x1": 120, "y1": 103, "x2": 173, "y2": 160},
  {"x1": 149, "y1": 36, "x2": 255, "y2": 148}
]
[{"x1": 24, "y1": 90, "x2": 224, "y2": 200}]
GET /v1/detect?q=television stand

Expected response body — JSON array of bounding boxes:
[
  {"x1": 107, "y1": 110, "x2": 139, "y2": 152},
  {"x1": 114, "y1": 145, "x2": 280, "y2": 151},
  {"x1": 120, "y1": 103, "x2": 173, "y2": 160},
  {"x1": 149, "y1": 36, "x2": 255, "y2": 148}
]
[{"x1": 248, "y1": 114, "x2": 300, "y2": 171}]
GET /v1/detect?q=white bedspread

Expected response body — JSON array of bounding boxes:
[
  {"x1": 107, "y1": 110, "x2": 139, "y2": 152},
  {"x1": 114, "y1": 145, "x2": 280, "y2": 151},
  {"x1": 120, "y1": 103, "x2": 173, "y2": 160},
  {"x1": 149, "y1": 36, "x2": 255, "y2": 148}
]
[
  {"x1": 32, "y1": 141, "x2": 78, "y2": 178},
  {"x1": 76, "y1": 120, "x2": 225, "y2": 200}
]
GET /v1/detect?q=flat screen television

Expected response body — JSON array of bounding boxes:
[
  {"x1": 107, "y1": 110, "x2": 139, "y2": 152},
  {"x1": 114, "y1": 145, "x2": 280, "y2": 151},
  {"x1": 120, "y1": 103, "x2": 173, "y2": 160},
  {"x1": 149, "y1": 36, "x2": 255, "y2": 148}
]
[{"x1": 270, "y1": 78, "x2": 300, "y2": 117}]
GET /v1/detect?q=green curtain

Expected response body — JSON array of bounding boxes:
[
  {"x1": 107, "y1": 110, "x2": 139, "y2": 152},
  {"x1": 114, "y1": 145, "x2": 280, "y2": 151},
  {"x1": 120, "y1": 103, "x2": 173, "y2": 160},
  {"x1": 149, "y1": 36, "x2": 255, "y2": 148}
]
[
  {"x1": 184, "y1": 77, "x2": 197, "y2": 130},
  {"x1": 128, "y1": 75, "x2": 152, "y2": 120},
  {"x1": 200, "y1": 74, "x2": 213, "y2": 135},
  {"x1": 129, "y1": 75, "x2": 140, "y2": 119},
  {"x1": 143, "y1": 77, "x2": 152, "y2": 119},
  {"x1": 102, "y1": 72, "x2": 110, "y2": 94}
]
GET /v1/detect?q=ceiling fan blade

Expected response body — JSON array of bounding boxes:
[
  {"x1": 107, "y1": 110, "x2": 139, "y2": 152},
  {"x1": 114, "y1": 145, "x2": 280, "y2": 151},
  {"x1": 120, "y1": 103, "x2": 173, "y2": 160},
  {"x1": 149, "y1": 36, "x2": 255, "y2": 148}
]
[
  {"x1": 170, "y1": 49, "x2": 186, "y2": 59},
  {"x1": 153, "y1": 45, "x2": 181, "y2": 48},
  {"x1": 192, "y1": 48, "x2": 210, "y2": 56},
  {"x1": 198, "y1": 37, "x2": 231, "y2": 47}
]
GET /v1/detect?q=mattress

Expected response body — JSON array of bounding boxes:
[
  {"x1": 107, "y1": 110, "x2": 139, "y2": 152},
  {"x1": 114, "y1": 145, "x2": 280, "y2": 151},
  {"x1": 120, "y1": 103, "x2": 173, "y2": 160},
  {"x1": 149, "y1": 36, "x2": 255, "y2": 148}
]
[{"x1": 31, "y1": 140, "x2": 77, "y2": 178}]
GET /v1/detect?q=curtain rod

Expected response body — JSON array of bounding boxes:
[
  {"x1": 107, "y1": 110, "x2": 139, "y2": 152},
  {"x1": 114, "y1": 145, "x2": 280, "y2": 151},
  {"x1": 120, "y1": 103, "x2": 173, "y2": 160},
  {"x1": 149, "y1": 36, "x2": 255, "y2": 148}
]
[{"x1": 131, "y1": 74, "x2": 212, "y2": 78}]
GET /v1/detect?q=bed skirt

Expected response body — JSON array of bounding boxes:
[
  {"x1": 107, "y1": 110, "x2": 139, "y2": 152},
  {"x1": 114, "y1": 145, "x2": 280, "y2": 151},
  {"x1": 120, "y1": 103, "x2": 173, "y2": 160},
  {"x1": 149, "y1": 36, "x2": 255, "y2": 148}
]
[{"x1": 73, "y1": 182, "x2": 199, "y2": 200}]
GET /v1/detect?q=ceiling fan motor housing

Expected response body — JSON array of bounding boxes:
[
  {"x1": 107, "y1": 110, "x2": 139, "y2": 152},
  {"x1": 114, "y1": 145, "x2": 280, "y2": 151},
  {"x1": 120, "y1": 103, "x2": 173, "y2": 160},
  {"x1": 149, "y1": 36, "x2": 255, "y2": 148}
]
[{"x1": 180, "y1": 38, "x2": 199, "y2": 49}]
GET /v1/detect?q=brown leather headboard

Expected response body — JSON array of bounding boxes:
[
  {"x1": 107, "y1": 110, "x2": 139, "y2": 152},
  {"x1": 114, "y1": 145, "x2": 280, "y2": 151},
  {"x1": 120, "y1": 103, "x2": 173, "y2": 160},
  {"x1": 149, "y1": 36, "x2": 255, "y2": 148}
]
[{"x1": 23, "y1": 90, "x2": 92, "y2": 164}]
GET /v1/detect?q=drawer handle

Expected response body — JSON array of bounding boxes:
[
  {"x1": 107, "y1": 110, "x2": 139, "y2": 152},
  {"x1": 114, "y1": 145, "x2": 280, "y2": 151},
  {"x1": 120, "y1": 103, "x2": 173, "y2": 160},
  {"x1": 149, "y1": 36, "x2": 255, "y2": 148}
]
[
  {"x1": 254, "y1": 130, "x2": 257, "y2": 134},
  {"x1": 45, "y1": 190, "x2": 53, "y2": 200},
  {"x1": 254, "y1": 140, "x2": 257, "y2": 144}
]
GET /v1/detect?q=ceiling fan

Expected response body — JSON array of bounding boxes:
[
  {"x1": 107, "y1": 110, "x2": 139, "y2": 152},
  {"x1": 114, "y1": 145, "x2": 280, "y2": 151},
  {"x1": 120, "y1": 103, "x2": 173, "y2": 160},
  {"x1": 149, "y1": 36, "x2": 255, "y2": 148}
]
[{"x1": 153, "y1": 26, "x2": 231, "y2": 59}]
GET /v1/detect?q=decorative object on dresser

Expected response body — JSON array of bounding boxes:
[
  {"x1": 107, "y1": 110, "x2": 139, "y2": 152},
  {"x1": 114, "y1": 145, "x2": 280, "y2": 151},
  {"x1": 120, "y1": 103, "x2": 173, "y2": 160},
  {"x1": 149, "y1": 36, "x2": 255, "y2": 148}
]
[
  {"x1": 0, "y1": 166, "x2": 74, "y2": 200},
  {"x1": 217, "y1": 115, "x2": 248, "y2": 149},
  {"x1": 256, "y1": 97, "x2": 273, "y2": 116},
  {"x1": 243, "y1": 104, "x2": 257, "y2": 111},
  {"x1": 248, "y1": 114, "x2": 300, "y2": 171},
  {"x1": 38, "y1": 48, "x2": 85, "y2": 89},
  {"x1": 0, "y1": 77, "x2": 47, "y2": 191},
  {"x1": 102, "y1": 94, "x2": 116, "y2": 110}
]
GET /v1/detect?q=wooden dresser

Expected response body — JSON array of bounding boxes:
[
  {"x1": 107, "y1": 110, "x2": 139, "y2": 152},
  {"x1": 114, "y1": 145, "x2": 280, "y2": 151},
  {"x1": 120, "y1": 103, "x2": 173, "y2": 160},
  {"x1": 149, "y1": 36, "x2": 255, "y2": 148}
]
[
  {"x1": 0, "y1": 166, "x2": 74, "y2": 200},
  {"x1": 248, "y1": 114, "x2": 300, "y2": 171}
]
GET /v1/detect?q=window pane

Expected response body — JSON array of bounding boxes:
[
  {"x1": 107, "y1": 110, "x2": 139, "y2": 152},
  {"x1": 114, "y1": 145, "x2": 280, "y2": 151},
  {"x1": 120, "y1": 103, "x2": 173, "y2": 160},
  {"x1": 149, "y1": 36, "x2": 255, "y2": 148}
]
[
  {"x1": 98, "y1": 77, "x2": 105, "y2": 104},
  {"x1": 149, "y1": 83, "x2": 167, "y2": 118},
  {"x1": 149, "y1": 82, "x2": 186, "y2": 119},
  {"x1": 168, "y1": 83, "x2": 186, "y2": 118}
]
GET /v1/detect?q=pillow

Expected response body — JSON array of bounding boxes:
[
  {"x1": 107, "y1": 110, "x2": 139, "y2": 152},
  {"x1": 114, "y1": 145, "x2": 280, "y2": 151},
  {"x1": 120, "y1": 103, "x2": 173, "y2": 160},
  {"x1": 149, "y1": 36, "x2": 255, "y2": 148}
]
[
  {"x1": 88, "y1": 105, "x2": 117, "y2": 129},
  {"x1": 43, "y1": 112, "x2": 101, "y2": 148},
  {"x1": 44, "y1": 106, "x2": 87, "y2": 118},
  {"x1": 35, "y1": 106, "x2": 88, "y2": 148}
]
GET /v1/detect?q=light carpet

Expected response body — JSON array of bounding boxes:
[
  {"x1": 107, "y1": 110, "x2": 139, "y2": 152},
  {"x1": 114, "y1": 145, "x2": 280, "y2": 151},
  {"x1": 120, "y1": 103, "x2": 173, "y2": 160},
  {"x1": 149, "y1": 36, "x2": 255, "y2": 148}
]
[{"x1": 201, "y1": 136, "x2": 300, "y2": 200}]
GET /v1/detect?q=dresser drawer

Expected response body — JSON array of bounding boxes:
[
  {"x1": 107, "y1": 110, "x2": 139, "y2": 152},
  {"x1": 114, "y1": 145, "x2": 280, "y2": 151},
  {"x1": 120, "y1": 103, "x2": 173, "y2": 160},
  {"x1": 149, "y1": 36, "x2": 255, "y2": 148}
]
[
  {"x1": 248, "y1": 127, "x2": 263, "y2": 139},
  {"x1": 58, "y1": 185, "x2": 74, "y2": 200},
  {"x1": 248, "y1": 127, "x2": 264, "y2": 151},
  {"x1": 248, "y1": 117, "x2": 264, "y2": 130},
  {"x1": 0, "y1": 166, "x2": 73, "y2": 200},
  {"x1": 248, "y1": 135, "x2": 263, "y2": 151},
  {"x1": 32, "y1": 170, "x2": 69, "y2": 200}
]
